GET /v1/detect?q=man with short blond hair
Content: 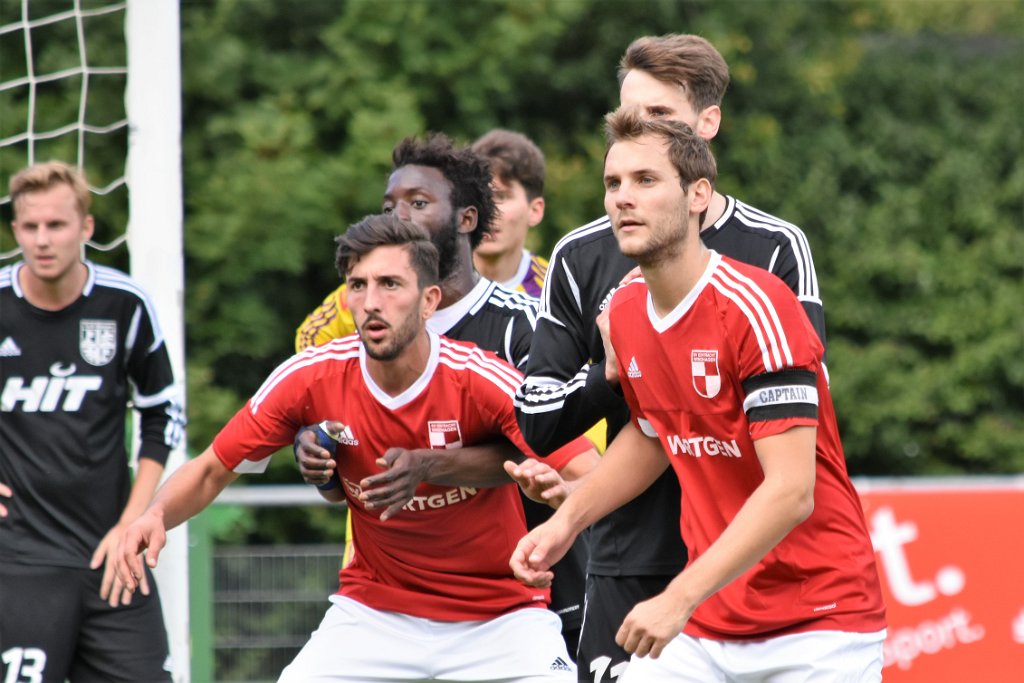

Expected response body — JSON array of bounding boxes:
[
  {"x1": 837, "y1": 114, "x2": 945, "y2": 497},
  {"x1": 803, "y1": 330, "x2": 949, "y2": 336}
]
[{"x1": 1, "y1": 160, "x2": 183, "y2": 682}]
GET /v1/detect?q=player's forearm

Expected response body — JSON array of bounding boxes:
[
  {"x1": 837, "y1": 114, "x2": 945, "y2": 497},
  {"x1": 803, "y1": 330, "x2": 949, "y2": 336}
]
[
  {"x1": 144, "y1": 448, "x2": 238, "y2": 531},
  {"x1": 552, "y1": 421, "x2": 667, "y2": 535},
  {"x1": 117, "y1": 457, "x2": 165, "y2": 528},
  {"x1": 316, "y1": 486, "x2": 346, "y2": 503},
  {"x1": 663, "y1": 428, "x2": 817, "y2": 612},
  {"x1": 419, "y1": 440, "x2": 524, "y2": 487}
]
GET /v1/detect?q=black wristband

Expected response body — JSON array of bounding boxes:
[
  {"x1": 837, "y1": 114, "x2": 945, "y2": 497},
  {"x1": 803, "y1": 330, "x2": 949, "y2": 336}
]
[{"x1": 317, "y1": 472, "x2": 341, "y2": 491}]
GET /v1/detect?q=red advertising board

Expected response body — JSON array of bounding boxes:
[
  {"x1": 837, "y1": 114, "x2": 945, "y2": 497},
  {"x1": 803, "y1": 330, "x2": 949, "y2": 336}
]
[{"x1": 856, "y1": 478, "x2": 1024, "y2": 680}]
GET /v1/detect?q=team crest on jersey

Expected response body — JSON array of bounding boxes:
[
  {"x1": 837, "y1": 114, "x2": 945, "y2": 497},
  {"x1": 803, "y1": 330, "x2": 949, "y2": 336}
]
[
  {"x1": 691, "y1": 349, "x2": 721, "y2": 399},
  {"x1": 428, "y1": 420, "x2": 463, "y2": 449},
  {"x1": 80, "y1": 319, "x2": 117, "y2": 366}
]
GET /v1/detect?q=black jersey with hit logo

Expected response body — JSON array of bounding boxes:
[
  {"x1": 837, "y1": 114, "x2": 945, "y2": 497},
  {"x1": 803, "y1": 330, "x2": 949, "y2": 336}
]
[
  {"x1": 428, "y1": 276, "x2": 588, "y2": 633},
  {"x1": 515, "y1": 197, "x2": 826, "y2": 576},
  {"x1": 0, "y1": 262, "x2": 184, "y2": 569}
]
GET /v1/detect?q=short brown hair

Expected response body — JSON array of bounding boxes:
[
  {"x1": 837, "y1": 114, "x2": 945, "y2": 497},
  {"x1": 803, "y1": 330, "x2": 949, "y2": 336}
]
[
  {"x1": 336, "y1": 213, "x2": 440, "y2": 288},
  {"x1": 605, "y1": 106, "x2": 717, "y2": 189},
  {"x1": 9, "y1": 160, "x2": 91, "y2": 216},
  {"x1": 471, "y1": 129, "x2": 545, "y2": 201},
  {"x1": 618, "y1": 34, "x2": 730, "y2": 112}
]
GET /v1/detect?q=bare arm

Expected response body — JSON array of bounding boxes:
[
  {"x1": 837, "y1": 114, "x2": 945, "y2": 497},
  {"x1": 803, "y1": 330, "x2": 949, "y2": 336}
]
[
  {"x1": 510, "y1": 422, "x2": 668, "y2": 586},
  {"x1": 359, "y1": 440, "x2": 525, "y2": 521},
  {"x1": 91, "y1": 457, "x2": 166, "y2": 605},
  {"x1": 115, "y1": 447, "x2": 238, "y2": 592},
  {"x1": 615, "y1": 426, "x2": 817, "y2": 659},
  {"x1": 503, "y1": 445, "x2": 600, "y2": 509}
]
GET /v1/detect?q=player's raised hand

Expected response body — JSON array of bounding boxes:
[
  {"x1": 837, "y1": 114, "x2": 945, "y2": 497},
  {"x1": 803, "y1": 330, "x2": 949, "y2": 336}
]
[
  {"x1": 596, "y1": 305, "x2": 619, "y2": 387},
  {"x1": 503, "y1": 459, "x2": 570, "y2": 508},
  {"x1": 509, "y1": 517, "x2": 576, "y2": 588},
  {"x1": 114, "y1": 512, "x2": 166, "y2": 594},
  {"x1": 359, "y1": 448, "x2": 432, "y2": 521}
]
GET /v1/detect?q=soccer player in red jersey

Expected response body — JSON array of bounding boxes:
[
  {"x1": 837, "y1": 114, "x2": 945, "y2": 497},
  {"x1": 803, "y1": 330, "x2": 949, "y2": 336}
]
[
  {"x1": 117, "y1": 215, "x2": 588, "y2": 681},
  {"x1": 510, "y1": 109, "x2": 886, "y2": 681},
  {"x1": 293, "y1": 134, "x2": 597, "y2": 656}
]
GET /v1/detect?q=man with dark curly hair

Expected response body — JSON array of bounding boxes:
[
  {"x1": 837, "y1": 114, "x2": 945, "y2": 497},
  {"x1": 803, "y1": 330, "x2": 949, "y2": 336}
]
[
  {"x1": 292, "y1": 133, "x2": 599, "y2": 658},
  {"x1": 296, "y1": 132, "x2": 500, "y2": 349}
]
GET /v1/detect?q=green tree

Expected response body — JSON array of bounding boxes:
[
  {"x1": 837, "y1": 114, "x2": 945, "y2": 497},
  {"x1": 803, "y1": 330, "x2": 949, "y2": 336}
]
[{"x1": 177, "y1": 0, "x2": 1022, "y2": 479}]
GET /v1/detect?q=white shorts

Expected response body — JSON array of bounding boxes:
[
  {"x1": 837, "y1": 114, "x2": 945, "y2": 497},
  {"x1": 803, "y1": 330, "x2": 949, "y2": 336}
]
[
  {"x1": 278, "y1": 596, "x2": 576, "y2": 682},
  {"x1": 619, "y1": 629, "x2": 886, "y2": 683}
]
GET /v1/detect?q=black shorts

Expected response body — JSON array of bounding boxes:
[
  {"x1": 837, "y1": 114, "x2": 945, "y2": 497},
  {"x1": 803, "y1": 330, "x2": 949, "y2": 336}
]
[
  {"x1": 576, "y1": 574, "x2": 674, "y2": 683},
  {"x1": 0, "y1": 563, "x2": 171, "y2": 683}
]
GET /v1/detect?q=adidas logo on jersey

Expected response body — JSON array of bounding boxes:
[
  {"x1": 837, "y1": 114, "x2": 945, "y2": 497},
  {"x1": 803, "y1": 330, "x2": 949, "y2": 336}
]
[
  {"x1": 627, "y1": 356, "x2": 642, "y2": 378},
  {"x1": 0, "y1": 337, "x2": 22, "y2": 357},
  {"x1": 318, "y1": 422, "x2": 359, "y2": 447},
  {"x1": 550, "y1": 656, "x2": 573, "y2": 672},
  {"x1": 334, "y1": 425, "x2": 359, "y2": 446}
]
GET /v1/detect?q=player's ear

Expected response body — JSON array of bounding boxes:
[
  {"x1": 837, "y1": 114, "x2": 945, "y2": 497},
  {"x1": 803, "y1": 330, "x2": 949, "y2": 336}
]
[
  {"x1": 421, "y1": 284, "x2": 442, "y2": 318},
  {"x1": 455, "y1": 206, "x2": 477, "y2": 235},
  {"x1": 689, "y1": 178, "x2": 713, "y2": 215},
  {"x1": 695, "y1": 105, "x2": 721, "y2": 141},
  {"x1": 527, "y1": 196, "x2": 545, "y2": 227},
  {"x1": 82, "y1": 213, "x2": 95, "y2": 242}
]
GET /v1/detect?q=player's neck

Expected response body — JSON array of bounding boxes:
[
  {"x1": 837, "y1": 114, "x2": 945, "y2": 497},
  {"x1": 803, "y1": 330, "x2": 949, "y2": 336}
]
[
  {"x1": 643, "y1": 241, "x2": 711, "y2": 318},
  {"x1": 19, "y1": 260, "x2": 88, "y2": 311},
  {"x1": 367, "y1": 332, "x2": 432, "y2": 397},
  {"x1": 438, "y1": 242, "x2": 481, "y2": 308},
  {"x1": 473, "y1": 247, "x2": 522, "y2": 286},
  {"x1": 699, "y1": 191, "x2": 728, "y2": 231}
]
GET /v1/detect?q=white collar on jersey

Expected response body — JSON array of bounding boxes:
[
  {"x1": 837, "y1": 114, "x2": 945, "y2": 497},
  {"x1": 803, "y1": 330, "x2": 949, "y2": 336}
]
[
  {"x1": 646, "y1": 251, "x2": 722, "y2": 334},
  {"x1": 11, "y1": 259, "x2": 98, "y2": 300},
  {"x1": 427, "y1": 276, "x2": 494, "y2": 335},
  {"x1": 358, "y1": 328, "x2": 441, "y2": 410}
]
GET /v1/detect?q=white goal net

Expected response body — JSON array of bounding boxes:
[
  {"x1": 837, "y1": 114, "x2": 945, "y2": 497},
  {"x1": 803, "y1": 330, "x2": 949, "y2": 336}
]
[
  {"x1": 0, "y1": 1, "x2": 130, "y2": 258},
  {"x1": 0, "y1": 2, "x2": 189, "y2": 680}
]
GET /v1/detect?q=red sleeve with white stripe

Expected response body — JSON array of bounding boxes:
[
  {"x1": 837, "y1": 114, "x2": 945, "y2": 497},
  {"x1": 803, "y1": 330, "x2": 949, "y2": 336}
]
[
  {"x1": 440, "y1": 338, "x2": 591, "y2": 471},
  {"x1": 212, "y1": 338, "x2": 360, "y2": 472},
  {"x1": 713, "y1": 257, "x2": 823, "y2": 441}
]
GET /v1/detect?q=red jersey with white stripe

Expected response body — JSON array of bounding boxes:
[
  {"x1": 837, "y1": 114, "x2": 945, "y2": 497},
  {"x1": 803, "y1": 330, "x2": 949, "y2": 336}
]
[
  {"x1": 213, "y1": 331, "x2": 589, "y2": 621},
  {"x1": 609, "y1": 252, "x2": 885, "y2": 640}
]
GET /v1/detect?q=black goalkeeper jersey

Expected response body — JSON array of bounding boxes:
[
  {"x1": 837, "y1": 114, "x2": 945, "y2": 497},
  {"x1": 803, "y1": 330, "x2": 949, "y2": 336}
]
[
  {"x1": 0, "y1": 262, "x2": 184, "y2": 569},
  {"x1": 427, "y1": 276, "x2": 588, "y2": 631},
  {"x1": 515, "y1": 196, "x2": 827, "y2": 576}
]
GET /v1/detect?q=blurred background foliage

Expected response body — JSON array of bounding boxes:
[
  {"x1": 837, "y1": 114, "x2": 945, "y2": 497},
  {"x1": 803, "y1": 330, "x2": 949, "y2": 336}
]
[{"x1": 2, "y1": 1, "x2": 1022, "y2": 544}]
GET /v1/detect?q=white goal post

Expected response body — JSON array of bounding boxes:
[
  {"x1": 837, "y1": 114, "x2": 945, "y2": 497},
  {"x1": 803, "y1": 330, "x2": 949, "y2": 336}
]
[
  {"x1": 0, "y1": 1, "x2": 189, "y2": 679},
  {"x1": 125, "y1": 1, "x2": 189, "y2": 681}
]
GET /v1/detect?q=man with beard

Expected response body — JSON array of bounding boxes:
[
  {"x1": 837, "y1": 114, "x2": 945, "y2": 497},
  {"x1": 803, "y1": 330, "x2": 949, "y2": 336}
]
[
  {"x1": 293, "y1": 133, "x2": 597, "y2": 656},
  {"x1": 116, "y1": 214, "x2": 591, "y2": 681},
  {"x1": 296, "y1": 134, "x2": 536, "y2": 367},
  {"x1": 513, "y1": 35, "x2": 828, "y2": 681},
  {"x1": 512, "y1": 110, "x2": 884, "y2": 682}
]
